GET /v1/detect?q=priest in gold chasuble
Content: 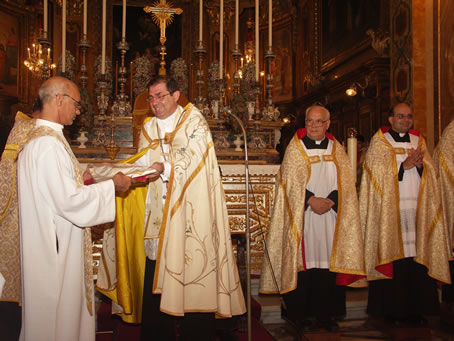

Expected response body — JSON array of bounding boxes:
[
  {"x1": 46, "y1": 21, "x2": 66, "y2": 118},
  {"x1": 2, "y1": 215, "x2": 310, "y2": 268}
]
[
  {"x1": 97, "y1": 76, "x2": 245, "y2": 340},
  {"x1": 360, "y1": 103, "x2": 451, "y2": 325},
  {"x1": 259, "y1": 105, "x2": 365, "y2": 333},
  {"x1": 433, "y1": 120, "x2": 454, "y2": 305}
]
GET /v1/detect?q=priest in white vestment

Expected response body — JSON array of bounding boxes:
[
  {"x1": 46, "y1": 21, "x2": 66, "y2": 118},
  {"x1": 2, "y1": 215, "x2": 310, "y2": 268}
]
[
  {"x1": 96, "y1": 76, "x2": 245, "y2": 341},
  {"x1": 259, "y1": 105, "x2": 365, "y2": 333},
  {"x1": 360, "y1": 102, "x2": 450, "y2": 326},
  {"x1": 17, "y1": 77, "x2": 132, "y2": 341}
]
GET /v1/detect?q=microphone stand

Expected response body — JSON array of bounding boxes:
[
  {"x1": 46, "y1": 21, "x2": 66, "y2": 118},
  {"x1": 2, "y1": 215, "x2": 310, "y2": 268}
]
[{"x1": 228, "y1": 111, "x2": 251, "y2": 341}]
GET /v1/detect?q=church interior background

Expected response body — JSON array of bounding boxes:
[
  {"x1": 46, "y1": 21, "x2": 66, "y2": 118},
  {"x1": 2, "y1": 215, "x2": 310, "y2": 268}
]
[{"x1": 1, "y1": 0, "x2": 454, "y2": 338}]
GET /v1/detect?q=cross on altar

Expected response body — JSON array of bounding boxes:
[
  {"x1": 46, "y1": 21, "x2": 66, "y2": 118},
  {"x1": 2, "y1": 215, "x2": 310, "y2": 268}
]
[{"x1": 144, "y1": 0, "x2": 183, "y2": 75}]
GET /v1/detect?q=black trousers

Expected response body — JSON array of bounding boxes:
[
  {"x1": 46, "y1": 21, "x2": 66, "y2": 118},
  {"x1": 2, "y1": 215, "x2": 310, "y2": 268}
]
[
  {"x1": 442, "y1": 260, "x2": 454, "y2": 303},
  {"x1": 140, "y1": 258, "x2": 215, "y2": 341},
  {"x1": 282, "y1": 268, "x2": 346, "y2": 322},
  {"x1": 0, "y1": 302, "x2": 21, "y2": 341},
  {"x1": 367, "y1": 257, "x2": 439, "y2": 319}
]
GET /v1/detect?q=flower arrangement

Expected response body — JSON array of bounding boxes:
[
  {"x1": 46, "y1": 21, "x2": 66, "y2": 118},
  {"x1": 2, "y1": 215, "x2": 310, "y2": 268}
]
[
  {"x1": 240, "y1": 62, "x2": 259, "y2": 101},
  {"x1": 132, "y1": 55, "x2": 152, "y2": 98},
  {"x1": 93, "y1": 55, "x2": 114, "y2": 100},
  {"x1": 207, "y1": 60, "x2": 225, "y2": 101},
  {"x1": 170, "y1": 58, "x2": 188, "y2": 97},
  {"x1": 56, "y1": 50, "x2": 76, "y2": 81}
]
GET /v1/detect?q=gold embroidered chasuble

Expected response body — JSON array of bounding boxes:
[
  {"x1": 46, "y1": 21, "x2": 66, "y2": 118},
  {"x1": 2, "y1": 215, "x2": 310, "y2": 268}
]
[
  {"x1": 433, "y1": 120, "x2": 454, "y2": 259},
  {"x1": 359, "y1": 128, "x2": 451, "y2": 283},
  {"x1": 0, "y1": 112, "x2": 35, "y2": 303},
  {"x1": 97, "y1": 104, "x2": 245, "y2": 323},
  {"x1": 259, "y1": 130, "x2": 365, "y2": 295}
]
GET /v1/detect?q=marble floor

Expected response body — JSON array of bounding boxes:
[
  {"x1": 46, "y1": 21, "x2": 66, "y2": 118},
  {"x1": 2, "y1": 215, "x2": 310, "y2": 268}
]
[{"x1": 254, "y1": 288, "x2": 454, "y2": 341}]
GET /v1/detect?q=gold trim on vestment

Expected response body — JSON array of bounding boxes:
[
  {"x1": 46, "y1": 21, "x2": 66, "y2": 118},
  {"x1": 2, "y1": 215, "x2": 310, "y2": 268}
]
[
  {"x1": 378, "y1": 129, "x2": 404, "y2": 255},
  {"x1": 0, "y1": 163, "x2": 16, "y2": 222}
]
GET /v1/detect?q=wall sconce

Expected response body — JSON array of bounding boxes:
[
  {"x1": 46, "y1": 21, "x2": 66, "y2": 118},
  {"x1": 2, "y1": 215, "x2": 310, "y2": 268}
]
[{"x1": 346, "y1": 76, "x2": 370, "y2": 97}]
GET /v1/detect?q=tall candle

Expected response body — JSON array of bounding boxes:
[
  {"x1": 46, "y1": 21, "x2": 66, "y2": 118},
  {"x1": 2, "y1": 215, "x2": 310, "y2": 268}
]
[
  {"x1": 121, "y1": 0, "x2": 126, "y2": 41},
  {"x1": 347, "y1": 136, "x2": 357, "y2": 180},
  {"x1": 101, "y1": 0, "x2": 106, "y2": 74},
  {"x1": 255, "y1": 0, "x2": 259, "y2": 81},
  {"x1": 268, "y1": 0, "x2": 272, "y2": 48},
  {"x1": 199, "y1": 0, "x2": 203, "y2": 42},
  {"x1": 62, "y1": 0, "x2": 66, "y2": 73},
  {"x1": 83, "y1": 0, "x2": 87, "y2": 36},
  {"x1": 235, "y1": 0, "x2": 239, "y2": 46},
  {"x1": 219, "y1": 0, "x2": 223, "y2": 79},
  {"x1": 44, "y1": 0, "x2": 48, "y2": 38}
]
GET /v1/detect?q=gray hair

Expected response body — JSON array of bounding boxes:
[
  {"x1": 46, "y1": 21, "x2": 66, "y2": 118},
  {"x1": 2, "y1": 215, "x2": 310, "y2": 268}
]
[
  {"x1": 305, "y1": 105, "x2": 330, "y2": 120},
  {"x1": 38, "y1": 77, "x2": 74, "y2": 105}
]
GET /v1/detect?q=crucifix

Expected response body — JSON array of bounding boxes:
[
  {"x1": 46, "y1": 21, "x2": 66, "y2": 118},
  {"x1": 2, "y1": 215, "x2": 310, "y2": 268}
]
[{"x1": 144, "y1": 0, "x2": 183, "y2": 75}]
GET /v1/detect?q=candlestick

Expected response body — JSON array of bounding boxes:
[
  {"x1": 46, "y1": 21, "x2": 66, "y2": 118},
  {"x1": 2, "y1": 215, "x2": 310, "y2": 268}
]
[
  {"x1": 219, "y1": 0, "x2": 223, "y2": 79},
  {"x1": 121, "y1": 0, "x2": 126, "y2": 41},
  {"x1": 199, "y1": 0, "x2": 203, "y2": 42},
  {"x1": 268, "y1": 0, "x2": 272, "y2": 48},
  {"x1": 62, "y1": 0, "x2": 66, "y2": 73},
  {"x1": 44, "y1": 0, "x2": 48, "y2": 38},
  {"x1": 347, "y1": 128, "x2": 358, "y2": 181},
  {"x1": 101, "y1": 0, "x2": 106, "y2": 74},
  {"x1": 255, "y1": 0, "x2": 259, "y2": 82},
  {"x1": 235, "y1": 0, "x2": 239, "y2": 46},
  {"x1": 83, "y1": 0, "x2": 87, "y2": 36}
]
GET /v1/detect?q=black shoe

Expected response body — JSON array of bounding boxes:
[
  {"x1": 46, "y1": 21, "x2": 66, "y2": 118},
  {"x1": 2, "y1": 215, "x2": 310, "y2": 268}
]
[
  {"x1": 297, "y1": 319, "x2": 313, "y2": 333},
  {"x1": 385, "y1": 316, "x2": 405, "y2": 327},
  {"x1": 407, "y1": 315, "x2": 428, "y2": 326},
  {"x1": 318, "y1": 318, "x2": 339, "y2": 332}
]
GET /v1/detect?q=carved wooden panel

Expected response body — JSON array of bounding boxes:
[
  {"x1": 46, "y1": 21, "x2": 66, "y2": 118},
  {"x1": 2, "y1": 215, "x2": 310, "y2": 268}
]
[{"x1": 222, "y1": 172, "x2": 278, "y2": 275}]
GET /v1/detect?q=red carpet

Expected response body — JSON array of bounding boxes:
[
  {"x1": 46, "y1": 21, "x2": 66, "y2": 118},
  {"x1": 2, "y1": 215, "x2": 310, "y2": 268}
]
[{"x1": 96, "y1": 296, "x2": 273, "y2": 341}]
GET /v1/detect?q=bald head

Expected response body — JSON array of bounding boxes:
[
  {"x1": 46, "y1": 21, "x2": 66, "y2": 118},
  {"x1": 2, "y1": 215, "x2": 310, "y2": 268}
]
[
  {"x1": 305, "y1": 105, "x2": 331, "y2": 141},
  {"x1": 38, "y1": 76, "x2": 81, "y2": 126}
]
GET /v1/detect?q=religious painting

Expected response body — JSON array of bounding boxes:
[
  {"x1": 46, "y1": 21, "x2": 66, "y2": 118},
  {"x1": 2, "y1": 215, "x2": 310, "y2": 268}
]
[
  {"x1": 0, "y1": 7, "x2": 20, "y2": 97},
  {"x1": 270, "y1": 21, "x2": 293, "y2": 103},
  {"x1": 320, "y1": 0, "x2": 382, "y2": 72}
]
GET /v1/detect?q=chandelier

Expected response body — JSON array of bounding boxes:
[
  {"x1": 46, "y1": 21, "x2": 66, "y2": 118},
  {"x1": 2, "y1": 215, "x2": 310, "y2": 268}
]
[{"x1": 24, "y1": 42, "x2": 56, "y2": 80}]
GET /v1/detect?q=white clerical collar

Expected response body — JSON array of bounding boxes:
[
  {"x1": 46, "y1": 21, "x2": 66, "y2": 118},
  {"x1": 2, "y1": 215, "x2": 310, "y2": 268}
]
[
  {"x1": 315, "y1": 138, "x2": 325, "y2": 145},
  {"x1": 35, "y1": 118, "x2": 64, "y2": 131},
  {"x1": 399, "y1": 132, "x2": 406, "y2": 137}
]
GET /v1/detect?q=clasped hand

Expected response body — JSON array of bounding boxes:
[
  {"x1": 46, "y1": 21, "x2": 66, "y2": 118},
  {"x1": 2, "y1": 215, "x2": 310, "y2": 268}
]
[
  {"x1": 307, "y1": 196, "x2": 335, "y2": 215},
  {"x1": 403, "y1": 147, "x2": 424, "y2": 170}
]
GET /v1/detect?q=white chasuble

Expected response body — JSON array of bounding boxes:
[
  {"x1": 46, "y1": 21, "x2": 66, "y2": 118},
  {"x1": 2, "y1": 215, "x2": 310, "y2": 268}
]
[
  {"x1": 301, "y1": 139, "x2": 338, "y2": 269},
  {"x1": 18, "y1": 119, "x2": 116, "y2": 341},
  {"x1": 384, "y1": 132, "x2": 420, "y2": 257}
]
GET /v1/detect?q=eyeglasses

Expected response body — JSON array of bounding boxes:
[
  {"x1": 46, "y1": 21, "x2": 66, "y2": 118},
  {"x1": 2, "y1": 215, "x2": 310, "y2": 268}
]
[
  {"x1": 146, "y1": 92, "x2": 172, "y2": 103},
  {"x1": 60, "y1": 94, "x2": 82, "y2": 111},
  {"x1": 305, "y1": 119, "x2": 329, "y2": 127},
  {"x1": 394, "y1": 113, "x2": 413, "y2": 120}
]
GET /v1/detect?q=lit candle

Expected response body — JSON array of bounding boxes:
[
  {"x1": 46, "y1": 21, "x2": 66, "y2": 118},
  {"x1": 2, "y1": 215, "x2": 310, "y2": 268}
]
[
  {"x1": 219, "y1": 0, "x2": 223, "y2": 79},
  {"x1": 83, "y1": 0, "x2": 87, "y2": 36},
  {"x1": 44, "y1": 0, "x2": 48, "y2": 38},
  {"x1": 48, "y1": 48, "x2": 51, "y2": 58},
  {"x1": 199, "y1": 0, "x2": 203, "y2": 42},
  {"x1": 255, "y1": 0, "x2": 259, "y2": 82},
  {"x1": 235, "y1": 0, "x2": 239, "y2": 47},
  {"x1": 121, "y1": 0, "x2": 126, "y2": 42},
  {"x1": 62, "y1": 0, "x2": 66, "y2": 73},
  {"x1": 101, "y1": 0, "x2": 106, "y2": 74},
  {"x1": 28, "y1": 47, "x2": 31, "y2": 59},
  {"x1": 268, "y1": 0, "x2": 272, "y2": 48}
]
